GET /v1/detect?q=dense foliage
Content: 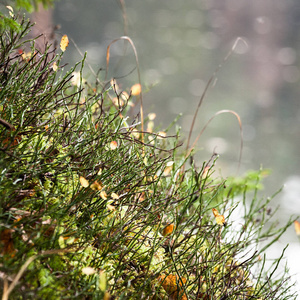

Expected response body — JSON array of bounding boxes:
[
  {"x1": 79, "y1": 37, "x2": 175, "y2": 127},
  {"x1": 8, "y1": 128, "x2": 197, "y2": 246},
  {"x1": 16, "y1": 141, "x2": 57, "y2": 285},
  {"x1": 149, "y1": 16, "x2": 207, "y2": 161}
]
[
  {"x1": 0, "y1": 10, "x2": 297, "y2": 300},
  {"x1": 0, "y1": 0, "x2": 54, "y2": 32}
]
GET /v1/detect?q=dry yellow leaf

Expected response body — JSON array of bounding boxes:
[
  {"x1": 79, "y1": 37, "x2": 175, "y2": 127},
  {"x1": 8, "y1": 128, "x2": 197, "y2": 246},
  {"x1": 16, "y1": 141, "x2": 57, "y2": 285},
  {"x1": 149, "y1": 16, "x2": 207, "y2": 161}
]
[
  {"x1": 90, "y1": 180, "x2": 103, "y2": 191},
  {"x1": 107, "y1": 204, "x2": 115, "y2": 211},
  {"x1": 60, "y1": 34, "x2": 69, "y2": 52},
  {"x1": 21, "y1": 51, "x2": 32, "y2": 61},
  {"x1": 100, "y1": 191, "x2": 108, "y2": 200},
  {"x1": 79, "y1": 176, "x2": 89, "y2": 188},
  {"x1": 131, "y1": 83, "x2": 142, "y2": 96},
  {"x1": 212, "y1": 208, "x2": 226, "y2": 225},
  {"x1": 215, "y1": 214, "x2": 226, "y2": 225},
  {"x1": 163, "y1": 166, "x2": 172, "y2": 176}
]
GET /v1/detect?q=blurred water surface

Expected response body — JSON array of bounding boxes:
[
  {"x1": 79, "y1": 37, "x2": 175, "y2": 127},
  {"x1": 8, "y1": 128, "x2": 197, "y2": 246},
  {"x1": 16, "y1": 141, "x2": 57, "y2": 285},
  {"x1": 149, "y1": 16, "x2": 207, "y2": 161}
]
[{"x1": 53, "y1": 0, "x2": 300, "y2": 192}]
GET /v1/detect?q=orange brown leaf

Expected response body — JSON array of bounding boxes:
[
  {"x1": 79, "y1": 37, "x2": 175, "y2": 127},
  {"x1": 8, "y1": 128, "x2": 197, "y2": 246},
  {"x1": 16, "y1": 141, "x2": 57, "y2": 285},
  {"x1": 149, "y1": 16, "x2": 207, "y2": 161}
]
[
  {"x1": 0, "y1": 229, "x2": 16, "y2": 257},
  {"x1": 158, "y1": 274, "x2": 187, "y2": 300},
  {"x1": 162, "y1": 224, "x2": 174, "y2": 236}
]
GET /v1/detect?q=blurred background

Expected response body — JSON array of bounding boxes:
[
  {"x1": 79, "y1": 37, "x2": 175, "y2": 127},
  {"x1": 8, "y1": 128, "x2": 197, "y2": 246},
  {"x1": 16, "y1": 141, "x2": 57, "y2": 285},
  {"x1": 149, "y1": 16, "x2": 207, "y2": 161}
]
[{"x1": 25, "y1": 0, "x2": 300, "y2": 293}]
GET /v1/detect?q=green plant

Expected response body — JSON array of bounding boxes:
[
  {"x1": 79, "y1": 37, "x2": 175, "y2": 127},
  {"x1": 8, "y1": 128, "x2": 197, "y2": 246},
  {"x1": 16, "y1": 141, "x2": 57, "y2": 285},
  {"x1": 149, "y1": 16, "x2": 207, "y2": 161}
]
[
  {"x1": 0, "y1": 0, "x2": 54, "y2": 32},
  {"x1": 0, "y1": 11, "x2": 297, "y2": 300}
]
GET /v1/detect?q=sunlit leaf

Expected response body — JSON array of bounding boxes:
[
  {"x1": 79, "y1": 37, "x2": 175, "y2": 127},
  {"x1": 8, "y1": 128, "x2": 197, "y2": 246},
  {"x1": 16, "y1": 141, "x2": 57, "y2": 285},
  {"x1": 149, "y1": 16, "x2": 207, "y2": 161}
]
[
  {"x1": 294, "y1": 220, "x2": 300, "y2": 236},
  {"x1": 52, "y1": 62, "x2": 58, "y2": 71},
  {"x1": 111, "y1": 192, "x2": 119, "y2": 200},
  {"x1": 134, "y1": 192, "x2": 145, "y2": 202},
  {"x1": 110, "y1": 78, "x2": 118, "y2": 91},
  {"x1": 90, "y1": 180, "x2": 103, "y2": 191},
  {"x1": 131, "y1": 128, "x2": 140, "y2": 139},
  {"x1": 162, "y1": 224, "x2": 174, "y2": 236},
  {"x1": 60, "y1": 34, "x2": 69, "y2": 52},
  {"x1": 127, "y1": 100, "x2": 135, "y2": 107},
  {"x1": 212, "y1": 208, "x2": 226, "y2": 225},
  {"x1": 21, "y1": 51, "x2": 33, "y2": 61},
  {"x1": 157, "y1": 131, "x2": 166, "y2": 139},
  {"x1": 82, "y1": 267, "x2": 96, "y2": 275},
  {"x1": 147, "y1": 121, "x2": 154, "y2": 133},
  {"x1": 166, "y1": 161, "x2": 174, "y2": 167},
  {"x1": 112, "y1": 97, "x2": 124, "y2": 107},
  {"x1": 202, "y1": 165, "x2": 210, "y2": 179},
  {"x1": 6, "y1": 6, "x2": 14, "y2": 17},
  {"x1": 164, "y1": 161, "x2": 174, "y2": 176},
  {"x1": 130, "y1": 83, "x2": 142, "y2": 96},
  {"x1": 107, "y1": 204, "x2": 115, "y2": 211},
  {"x1": 79, "y1": 176, "x2": 89, "y2": 188},
  {"x1": 99, "y1": 270, "x2": 107, "y2": 291},
  {"x1": 148, "y1": 113, "x2": 156, "y2": 120},
  {"x1": 212, "y1": 208, "x2": 219, "y2": 217},
  {"x1": 163, "y1": 166, "x2": 172, "y2": 176},
  {"x1": 143, "y1": 156, "x2": 148, "y2": 166},
  {"x1": 110, "y1": 141, "x2": 118, "y2": 150},
  {"x1": 100, "y1": 191, "x2": 108, "y2": 200},
  {"x1": 120, "y1": 91, "x2": 130, "y2": 101},
  {"x1": 71, "y1": 71, "x2": 81, "y2": 87},
  {"x1": 6, "y1": 6, "x2": 13, "y2": 12}
]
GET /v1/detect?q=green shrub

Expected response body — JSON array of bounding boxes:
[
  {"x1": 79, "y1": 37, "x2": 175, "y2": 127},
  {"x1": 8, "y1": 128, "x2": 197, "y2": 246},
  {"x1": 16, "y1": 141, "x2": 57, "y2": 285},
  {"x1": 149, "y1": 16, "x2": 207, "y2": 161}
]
[{"x1": 0, "y1": 11, "x2": 297, "y2": 300}]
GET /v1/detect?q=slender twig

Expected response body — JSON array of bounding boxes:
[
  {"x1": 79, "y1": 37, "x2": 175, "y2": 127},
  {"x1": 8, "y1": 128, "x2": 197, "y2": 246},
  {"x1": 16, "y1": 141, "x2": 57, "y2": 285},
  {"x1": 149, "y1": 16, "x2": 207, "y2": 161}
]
[{"x1": 0, "y1": 118, "x2": 14, "y2": 130}]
